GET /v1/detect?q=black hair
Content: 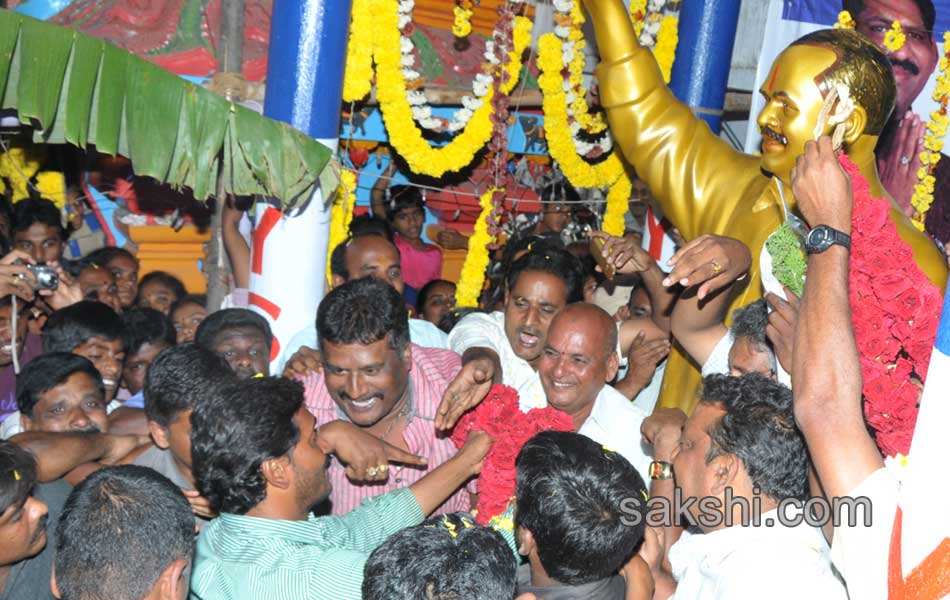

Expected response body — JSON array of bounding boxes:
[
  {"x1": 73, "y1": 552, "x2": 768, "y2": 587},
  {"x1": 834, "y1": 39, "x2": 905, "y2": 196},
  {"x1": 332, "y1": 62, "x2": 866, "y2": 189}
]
[
  {"x1": 317, "y1": 276, "x2": 409, "y2": 354},
  {"x1": 842, "y1": 0, "x2": 935, "y2": 33},
  {"x1": 505, "y1": 245, "x2": 584, "y2": 304},
  {"x1": 144, "y1": 343, "x2": 234, "y2": 429},
  {"x1": 386, "y1": 185, "x2": 425, "y2": 222},
  {"x1": 82, "y1": 246, "x2": 138, "y2": 269},
  {"x1": 42, "y1": 301, "x2": 125, "y2": 354},
  {"x1": 16, "y1": 352, "x2": 105, "y2": 418},
  {"x1": 120, "y1": 308, "x2": 176, "y2": 356},
  {"x1": 170, "y1": 294, "x2": 206, "y2": 317},
  {"x1": 190, "y1": 377, "x2": 304, "y2": 515},
  {"x1": 136, "y1": 271, "x2": 187, "y2": 303},
  {"x1": 437, "y1": 307, "x2": 484, "y2": 334},
  {"x1": 515, "y1": 431, "x2": 648, "y2": 586},
  {"x1": 415, "y1": 279, "x2": 455, "y2": 315},
  {"x1": 54, "y1": 465, "x2": 193, "y2": 600},
  {"x1": 329, "y1": 239, "x2": 349, "y2": 280},
  {"x1": 12, "y1": 197, "x2": 65, "y2": 239},
  {"x1": 194, "y1": 308, "x2": 273, "y2": 351},
  {"x1": 730, "y1": 299, "x2": 770, "y2": 352},
  {"x1": 362, "y1": 513, "x2": 517, "y2": 600},
  {"x1": 349, "y1": 213, "x2": 395, "y2": 242},
  {"x1": 0, "y1": 440, "x2": 37, "y2": 515},
  {"x1": 483, "y1": 233, "x2": 564, "y2": 309},
  {"x1": 701, "y1": 374, "x2": 809, "y2": 501}
]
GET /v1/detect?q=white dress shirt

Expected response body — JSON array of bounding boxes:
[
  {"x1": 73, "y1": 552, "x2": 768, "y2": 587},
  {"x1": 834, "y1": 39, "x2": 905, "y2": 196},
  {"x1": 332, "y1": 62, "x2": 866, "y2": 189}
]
[
  {"x1": 577, "y1": 385, "x2": 652, "y2": 485},
  {"x1": 668, "y1": 507, "x2": 848, "y2": 599}
]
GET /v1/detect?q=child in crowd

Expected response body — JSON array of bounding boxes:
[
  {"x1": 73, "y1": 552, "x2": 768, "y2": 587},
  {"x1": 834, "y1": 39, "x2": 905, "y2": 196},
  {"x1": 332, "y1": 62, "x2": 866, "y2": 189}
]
[
  {"x1": 119, "y1": 308, "x2": 176, "y2": 409},
  {"x1": 72, "y1": 260, "x2": 122, "y2": 313},
  {"x1": 195, "y1": 308, "x2": 272, "y2": 379},
  {"x1": 170, "y1": 294, "x2": 207, "y2": 344},
  {"x1": 84, "y1": 247, "x2": 139, "y2": 310},
  {"x1": 415, "y1": 279, "x2": 456, "y2": 326},
  {"x1": 136, "y1": 271, "x2": 186, "y2": 316},
  {"x1": 387, "y1": 186, "x2": 442, "y2": 293}
]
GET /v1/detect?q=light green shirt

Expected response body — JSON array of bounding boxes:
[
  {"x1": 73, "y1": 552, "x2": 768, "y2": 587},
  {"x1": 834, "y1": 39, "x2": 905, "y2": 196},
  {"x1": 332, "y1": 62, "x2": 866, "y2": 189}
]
[{"x1": 189, "y1": 488, "x2": 424, "y2": 600}]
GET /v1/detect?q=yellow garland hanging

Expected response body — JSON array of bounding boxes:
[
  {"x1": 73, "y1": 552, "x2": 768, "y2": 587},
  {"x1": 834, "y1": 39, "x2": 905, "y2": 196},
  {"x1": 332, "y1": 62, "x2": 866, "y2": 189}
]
[
  {"x1": 453, "y1": 2, "x2": 474, "y2": 38},
  {"x1": 883, "y1": 21, "x2": 906, "y2": 52},
  {"x1": 374, "y1": 1, "x2": 532, "y2": 177},
  {"x1": 326, "y1": 169, "x2": 357, "y2": 284},
  {"x1": 34, "y1": 172, "x2": 66, "y2": 209},
  {"x1": 342, "y1": 0, "x2": 375, "y2": 102},
  {"x1": 654, "y1": 15, "x2": 679, "y2": 84},
  {"x1": 912, "y1": 31, "x2": 950, "y2": 229},
  {"x1": 0, "y1": 145, "x2": 42, "y2": 202},
  {"x1": 834, "y1": 10, "x2": 856, "y2": 29},
  {"x1": 566, "y1": 2, "x2": 607, "y2": 134},
  {"x1": 628, "y1": 0, "x2": 647, "y2": 37},
  {"x1": 602, "y1": 172, "x2": 630, "y2": 236},
  {"x1": 455, "y1": 188, "x2": 497, "y2": 307}
]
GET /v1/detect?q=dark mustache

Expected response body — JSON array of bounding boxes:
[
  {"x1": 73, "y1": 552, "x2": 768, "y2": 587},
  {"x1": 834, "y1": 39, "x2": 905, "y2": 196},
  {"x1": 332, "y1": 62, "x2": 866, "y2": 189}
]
[
  {"x1": 891, "y1": 58, "x2": 920, "y2": 76},
  {"x1": 72, "y1": 424, "x2": 101, "y2": 434}
]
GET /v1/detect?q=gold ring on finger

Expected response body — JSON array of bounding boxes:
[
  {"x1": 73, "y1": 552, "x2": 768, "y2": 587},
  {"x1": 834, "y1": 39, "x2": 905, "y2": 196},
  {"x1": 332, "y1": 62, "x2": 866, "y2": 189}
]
[
  {"x1": 711, "y1": 261, "x2": 722, "y2": 274},
  {"x1": 377, "y1": 464, "x2": 388, "y2": 472},
  {"x1": 366, "y1": 467, "x2": 378, "y2": 477}
]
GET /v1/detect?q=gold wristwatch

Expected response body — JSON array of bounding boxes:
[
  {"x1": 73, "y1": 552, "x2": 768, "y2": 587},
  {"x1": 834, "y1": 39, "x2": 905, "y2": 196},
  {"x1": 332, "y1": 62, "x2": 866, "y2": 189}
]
[{"x1": 649, "y1": 461, "x2": 673, "y2": 480}]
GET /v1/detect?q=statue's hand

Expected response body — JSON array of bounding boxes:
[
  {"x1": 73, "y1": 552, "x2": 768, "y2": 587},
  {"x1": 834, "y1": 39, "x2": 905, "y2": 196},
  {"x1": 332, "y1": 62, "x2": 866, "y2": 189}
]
[
  {"x1": 791, "y1": 138, "x2": 853, "y2": 234},
  {"x1": 878, "y1": 111, "x2": 925, "y2": 218}
]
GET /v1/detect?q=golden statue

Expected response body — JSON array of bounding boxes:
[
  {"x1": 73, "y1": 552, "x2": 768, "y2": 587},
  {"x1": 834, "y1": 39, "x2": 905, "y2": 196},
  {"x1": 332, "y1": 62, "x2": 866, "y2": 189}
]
[{"x1": 582, "y1": 0, "x2": 948, "y2": 412}]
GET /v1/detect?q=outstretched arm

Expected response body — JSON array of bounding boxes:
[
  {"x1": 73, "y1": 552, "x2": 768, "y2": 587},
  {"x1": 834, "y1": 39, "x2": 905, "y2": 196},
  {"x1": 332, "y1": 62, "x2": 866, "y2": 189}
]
[{"x1": 791, "y1": 138, "x2": 882, "y2": 498}]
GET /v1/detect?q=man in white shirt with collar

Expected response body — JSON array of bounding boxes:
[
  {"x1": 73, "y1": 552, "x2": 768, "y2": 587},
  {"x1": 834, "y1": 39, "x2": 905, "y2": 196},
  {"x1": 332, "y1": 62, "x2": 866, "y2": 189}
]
[
  {"x1": 437, "y1": 245, "x2": 664, "y2": 429},
  {"x1": 537, "y1": 303, "x2": 652, "y2": 482},
  {"x1": 641, "y1": 374, "x2": 847, "y2": 599}
]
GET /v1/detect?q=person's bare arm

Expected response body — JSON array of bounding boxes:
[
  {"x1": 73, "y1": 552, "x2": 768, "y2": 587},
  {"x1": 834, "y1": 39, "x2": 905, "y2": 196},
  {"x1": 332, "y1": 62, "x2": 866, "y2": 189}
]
[
  {"x1": 10, "y1": 431, "x2": 149, "y2": 482},
  {"x1": 615, "y1": 319, "x2": 671, "y2": 401},
  {"x1": 791, "y1": 138, "x2": 883, "y2": 498},
  {"x1": 435, "y1": 347, "x2": 502, "y2": 430},
  {"x1": 408, "y1": 430, "x2": 493, "y2": 516},
  {"x1": 222, "y1": 200, "x2": 251, "y2": 289},
  {"x1": 664, "y1": 235, "x2": 750, "y2": 367},
  {"x1": 371, "y1": 161, "x2": 398, "y2": 218}
]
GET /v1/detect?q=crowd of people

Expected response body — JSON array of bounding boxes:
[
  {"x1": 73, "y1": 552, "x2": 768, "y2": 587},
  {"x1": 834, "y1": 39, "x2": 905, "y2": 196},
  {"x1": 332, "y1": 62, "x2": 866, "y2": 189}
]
[{"x1": 0, "y1": 0, "x2": 947, "y2": 598}]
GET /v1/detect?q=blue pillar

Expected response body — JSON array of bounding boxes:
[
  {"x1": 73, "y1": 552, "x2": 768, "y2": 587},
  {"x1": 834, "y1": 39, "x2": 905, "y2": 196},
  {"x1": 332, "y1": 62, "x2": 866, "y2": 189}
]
[
  {"x1": 668, "y1": 0, "x2": 740, "y2": 134},
  {"x1": 250, "y1": 0, "x2": 352, "y2": 372}
]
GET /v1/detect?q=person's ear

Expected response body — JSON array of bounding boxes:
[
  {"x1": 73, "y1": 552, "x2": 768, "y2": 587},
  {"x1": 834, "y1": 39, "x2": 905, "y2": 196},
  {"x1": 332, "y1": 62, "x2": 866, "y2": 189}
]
[
  {"x1": 51, "y1": 564, "x2": 61, "y2": 599},
  {"x1": 842, "y1": 104, "x2": 868, "y2": 146},
  {"x1": 154, "y1": 558, "x2": 188, "y2": 600},
  {"x1": 516, "y1": 526, "x2": 536, "y2": 557},
  {"x1": 331, "y1": 274, "x2": 345, "y2": 289},
  {"x1": 20, "y1": 413, "x2": 34, "y2": 432},
  {"x1": 260, "y1": 455, "x2": 292, "y2": 490},
  {"x1": 605, "y1": 348, "x2": 620, "y2": 382},
  {"x1": 148, "y1": 420, "x2": 171, "y2": 450},
  {"x1": 402, "y1": 344, "x2": 412, "y2": 370},
  {"x1": 708, "y1": 453, "x2": 740, "y2": 496}
]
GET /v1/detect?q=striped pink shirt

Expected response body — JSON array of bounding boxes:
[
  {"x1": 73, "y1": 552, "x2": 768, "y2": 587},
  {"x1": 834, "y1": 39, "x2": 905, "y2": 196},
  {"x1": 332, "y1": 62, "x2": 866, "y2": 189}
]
[{"x1": 300, "y1": 344, "x2": 472, "y2": 515}]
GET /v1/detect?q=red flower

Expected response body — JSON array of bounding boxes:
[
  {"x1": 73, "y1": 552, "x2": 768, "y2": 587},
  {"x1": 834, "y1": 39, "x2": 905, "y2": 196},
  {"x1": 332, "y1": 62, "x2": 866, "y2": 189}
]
[{"x1": 871, "y1": 271, "x2": 915, "y2": 301}]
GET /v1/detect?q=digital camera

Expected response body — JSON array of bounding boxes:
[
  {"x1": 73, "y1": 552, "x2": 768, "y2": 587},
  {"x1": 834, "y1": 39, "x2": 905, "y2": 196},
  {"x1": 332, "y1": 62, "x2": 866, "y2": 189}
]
[{"x1": 27, "y1": 263, "x2": 59, "y2": 291}]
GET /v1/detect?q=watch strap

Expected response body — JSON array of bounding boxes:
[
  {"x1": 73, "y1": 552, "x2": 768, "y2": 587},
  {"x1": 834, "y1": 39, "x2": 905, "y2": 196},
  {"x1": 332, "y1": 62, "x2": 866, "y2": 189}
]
[{"x1": 649, "y1": 461, "x2": 674, "y2": 480}]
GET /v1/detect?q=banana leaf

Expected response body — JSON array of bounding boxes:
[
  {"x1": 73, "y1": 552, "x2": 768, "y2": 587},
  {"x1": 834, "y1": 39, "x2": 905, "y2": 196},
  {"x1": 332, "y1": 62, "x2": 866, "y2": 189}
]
[{"x1": 0, "y1": 9, "x2": 338, "y2": 207}]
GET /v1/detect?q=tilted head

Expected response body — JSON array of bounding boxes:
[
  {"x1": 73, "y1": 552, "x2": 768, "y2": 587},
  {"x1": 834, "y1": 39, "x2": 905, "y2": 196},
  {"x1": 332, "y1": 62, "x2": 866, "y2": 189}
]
[{"x1": 757, "y1": 28, "x2": 896, "y2": 181}]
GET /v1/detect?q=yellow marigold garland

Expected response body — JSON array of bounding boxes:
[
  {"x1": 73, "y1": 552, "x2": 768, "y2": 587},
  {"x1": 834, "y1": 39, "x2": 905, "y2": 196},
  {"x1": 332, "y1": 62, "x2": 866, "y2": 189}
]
[
  {"x1": 34, "y1": 172, "x2": 66, "y2": 209},
  {"x1": 912, "y1": 32, "x2": 950, "y2": 229},
  {"x1": 883, "y1": 21, "x2": 906, "y2": 52},
  {"x1": 455, "y1": 188, "x2": 497, "y2": 307},
  {"x1": 654, "y1": 14, "x2": 679, "y2": 84},
  {"x1": 342, "y1": 0, "x2": 374, "y2": 102},
  {"x1": 0, "y1": 145, "x2": 42, "y2": 202},
  {"x1": 629, "y1": 0, "x2": 647, "y2": 37},
  {"x1": 602, "y1": 172, "x2": 630, "y2": 236},
  {"x1": 566, "y1": 1, "x2": 607, "y2": 134},
  {"x1": 374, "y1": 0, "x2": 532, "y2": 177},
  {"x1": 326, "y1": 169, "x2": 356, "y2": 284},
  {"x1": 834, "y1": 10, "x2": 856, "y2": 29}
]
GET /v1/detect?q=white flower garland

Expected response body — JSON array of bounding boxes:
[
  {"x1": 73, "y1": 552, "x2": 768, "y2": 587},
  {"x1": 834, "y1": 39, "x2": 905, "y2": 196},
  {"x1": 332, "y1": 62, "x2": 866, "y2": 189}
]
[{"x1": 400, "y1": 0, "x2": 527, "y2": 133}]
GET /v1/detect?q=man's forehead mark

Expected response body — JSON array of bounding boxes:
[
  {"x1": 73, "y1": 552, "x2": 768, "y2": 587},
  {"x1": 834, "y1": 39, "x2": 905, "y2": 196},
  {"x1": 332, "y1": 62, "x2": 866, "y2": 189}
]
[{"x1": 767, "y1": 63, "x2": 780, "y2": 94}]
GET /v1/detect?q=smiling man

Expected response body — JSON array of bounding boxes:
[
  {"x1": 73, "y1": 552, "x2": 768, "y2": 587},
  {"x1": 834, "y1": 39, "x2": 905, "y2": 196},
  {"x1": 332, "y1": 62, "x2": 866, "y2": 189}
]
[
  {"x1": 537, "y1": 303, "x2": 652, "y2": 482},
  {"x1": 298, "y1": 276, "x2": 471, "y2": 515}
]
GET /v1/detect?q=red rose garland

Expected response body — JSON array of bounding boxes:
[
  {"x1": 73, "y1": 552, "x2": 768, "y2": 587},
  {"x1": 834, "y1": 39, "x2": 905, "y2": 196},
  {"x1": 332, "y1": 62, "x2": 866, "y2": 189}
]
[
  {"x1": 842, "y1": 155, "x2": 942, "y2": 457},
  {"x1": 450, "y1": 384, "x2": 574, "y2": 524}
]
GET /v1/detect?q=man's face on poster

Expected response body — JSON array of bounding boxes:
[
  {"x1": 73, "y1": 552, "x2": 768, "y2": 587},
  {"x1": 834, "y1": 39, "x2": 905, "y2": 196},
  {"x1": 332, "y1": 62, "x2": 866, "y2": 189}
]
[{"x1": 853, "y1": 0, "x2": 939, "y2": 115}]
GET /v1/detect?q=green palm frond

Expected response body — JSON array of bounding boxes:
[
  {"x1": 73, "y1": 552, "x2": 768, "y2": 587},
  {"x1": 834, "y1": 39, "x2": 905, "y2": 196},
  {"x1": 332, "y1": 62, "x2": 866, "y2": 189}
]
[{"x1": 0, "y1": 9, "x2": 337, "y2": 206}]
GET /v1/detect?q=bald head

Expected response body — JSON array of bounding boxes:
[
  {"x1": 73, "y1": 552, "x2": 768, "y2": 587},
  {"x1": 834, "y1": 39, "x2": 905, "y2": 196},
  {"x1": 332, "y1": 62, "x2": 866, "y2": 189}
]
[
  {"x1": 549, "y1": 303, "x2": 617, "y2": 360},
  {"x1": 337, "y1": 235, "x2": 404, "y2": 293}
]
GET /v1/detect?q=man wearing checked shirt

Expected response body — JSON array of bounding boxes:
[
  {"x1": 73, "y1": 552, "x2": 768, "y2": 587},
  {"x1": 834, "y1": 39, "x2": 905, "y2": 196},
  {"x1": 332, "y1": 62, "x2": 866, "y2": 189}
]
[{"x1": 188, "y1": 376, "x2": 492, "y2": 600}]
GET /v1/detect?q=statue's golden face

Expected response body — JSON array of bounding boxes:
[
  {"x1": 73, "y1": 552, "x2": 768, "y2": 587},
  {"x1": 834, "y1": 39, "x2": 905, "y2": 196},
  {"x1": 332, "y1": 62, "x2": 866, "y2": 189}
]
[{"x1": 756, "y1": 45, "x2": 838, "y2": 182}]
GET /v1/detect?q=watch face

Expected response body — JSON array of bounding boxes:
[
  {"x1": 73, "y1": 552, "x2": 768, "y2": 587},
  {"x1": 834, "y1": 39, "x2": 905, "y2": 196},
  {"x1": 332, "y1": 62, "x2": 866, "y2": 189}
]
[{"x1": 806, "y1": 227, "x2": 832, "y2": 252}]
